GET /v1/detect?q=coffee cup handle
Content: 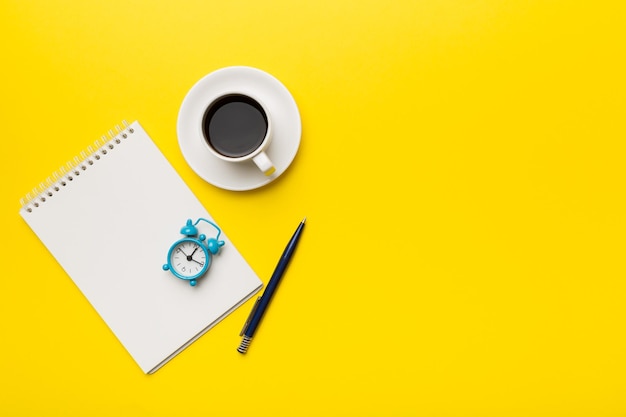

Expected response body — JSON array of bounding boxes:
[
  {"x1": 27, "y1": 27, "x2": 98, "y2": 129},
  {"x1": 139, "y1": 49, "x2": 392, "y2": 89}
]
[{"x1": 252, "y1": 151, "x2": 276, "y2": 176}]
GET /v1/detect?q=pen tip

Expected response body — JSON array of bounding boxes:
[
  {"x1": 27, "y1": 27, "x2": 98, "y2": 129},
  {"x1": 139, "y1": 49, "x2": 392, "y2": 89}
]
[{"x1": 302, "y1": 217, "x2": 307, "y2": 223}]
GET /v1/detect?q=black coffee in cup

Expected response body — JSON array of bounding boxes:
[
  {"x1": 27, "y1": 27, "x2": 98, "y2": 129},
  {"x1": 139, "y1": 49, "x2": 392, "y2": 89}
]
[{"x1": 202, "y1": 94, "x2": 268, "y2": 158}]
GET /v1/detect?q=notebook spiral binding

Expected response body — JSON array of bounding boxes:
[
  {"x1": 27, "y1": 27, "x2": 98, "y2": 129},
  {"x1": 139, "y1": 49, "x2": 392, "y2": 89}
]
[{"x1": 20, "y1": 121, "x2": 135, "y2": 213}]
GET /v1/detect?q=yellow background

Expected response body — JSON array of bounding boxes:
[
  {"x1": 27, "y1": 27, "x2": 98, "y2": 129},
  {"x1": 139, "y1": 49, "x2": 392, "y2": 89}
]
[{"x1": 1, "y1": 0, "x2": 625, "y2": 415}]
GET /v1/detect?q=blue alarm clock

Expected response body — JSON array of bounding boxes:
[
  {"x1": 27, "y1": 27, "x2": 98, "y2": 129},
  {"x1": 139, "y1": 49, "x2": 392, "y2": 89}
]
[{"x1": 162, "y1": 218, "x2": 225, "y2": 286}]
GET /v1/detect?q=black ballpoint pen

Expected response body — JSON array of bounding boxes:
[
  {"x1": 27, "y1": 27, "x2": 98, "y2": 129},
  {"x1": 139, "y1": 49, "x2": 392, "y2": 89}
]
[{"x1": 238, "y1": 218, "x2": 306, "y2": 354}]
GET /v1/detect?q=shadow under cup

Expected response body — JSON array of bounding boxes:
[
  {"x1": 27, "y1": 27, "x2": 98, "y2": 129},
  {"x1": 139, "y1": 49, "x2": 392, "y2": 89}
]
[{"x1": 202, "y1": 94, "x2": 269, "y2": 159}]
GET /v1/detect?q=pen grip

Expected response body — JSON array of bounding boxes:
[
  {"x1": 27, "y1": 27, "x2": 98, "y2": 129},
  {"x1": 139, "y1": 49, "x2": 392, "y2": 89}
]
[{"x1": 244, "y1": 254, "x2": 292, "y2": 337}]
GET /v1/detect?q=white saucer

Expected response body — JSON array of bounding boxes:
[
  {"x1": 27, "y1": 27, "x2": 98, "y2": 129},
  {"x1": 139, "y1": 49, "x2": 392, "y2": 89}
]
[{"x1": 177, "y1": 66, "x2": 302, "y2": 191}]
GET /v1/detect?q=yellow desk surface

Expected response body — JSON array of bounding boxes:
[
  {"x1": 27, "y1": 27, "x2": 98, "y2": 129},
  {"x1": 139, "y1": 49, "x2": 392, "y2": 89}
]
[{"x1": 1, "y1": 1, "x2": 625, "y2": 415}]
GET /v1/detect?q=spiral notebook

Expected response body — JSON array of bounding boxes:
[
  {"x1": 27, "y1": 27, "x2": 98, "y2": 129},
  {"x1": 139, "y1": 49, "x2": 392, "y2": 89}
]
[{"x1": 19, "y1": 121, "x2": 262, "y2": 373}]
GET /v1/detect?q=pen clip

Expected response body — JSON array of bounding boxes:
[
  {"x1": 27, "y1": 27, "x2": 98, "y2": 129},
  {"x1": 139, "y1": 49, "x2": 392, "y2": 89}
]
[{"x1": 240, "y1": 296, "x2": 262, "y2": 336}]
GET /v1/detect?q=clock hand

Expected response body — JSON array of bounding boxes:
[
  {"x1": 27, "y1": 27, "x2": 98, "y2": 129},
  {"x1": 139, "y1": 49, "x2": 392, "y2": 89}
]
[
  {"x1": 188, "y1": 246, "x2": 205, "y2": 266},
  {"x1": 186, "y1": 246, "x2": 199, "y2": 262}
]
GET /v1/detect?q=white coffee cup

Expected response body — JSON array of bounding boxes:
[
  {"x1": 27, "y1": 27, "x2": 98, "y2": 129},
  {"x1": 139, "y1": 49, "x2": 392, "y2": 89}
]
[{"x1": 201, "y1": 92, "x2": 275, "y2": 176}]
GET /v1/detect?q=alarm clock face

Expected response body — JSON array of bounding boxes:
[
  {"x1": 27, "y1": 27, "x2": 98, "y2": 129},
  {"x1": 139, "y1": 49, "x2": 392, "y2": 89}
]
[{"x1": 167, "y1": 238, "x2": 210, "y2": 281}]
